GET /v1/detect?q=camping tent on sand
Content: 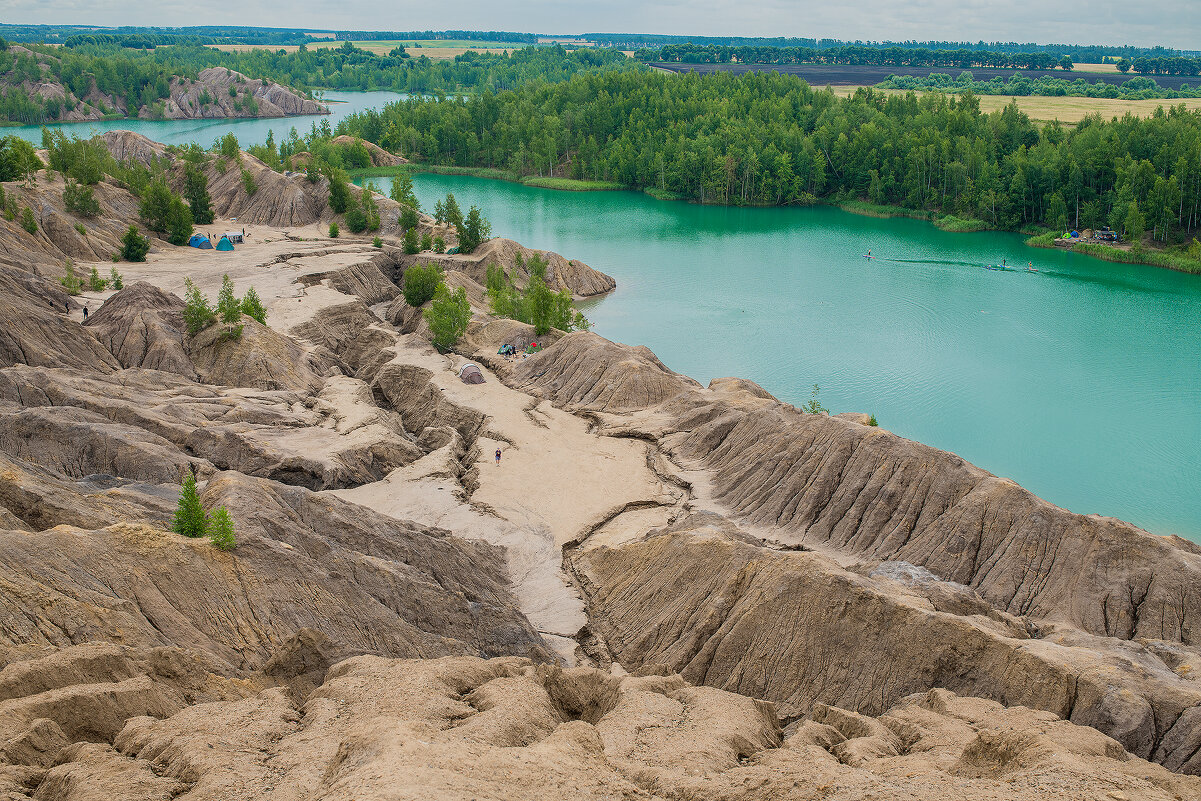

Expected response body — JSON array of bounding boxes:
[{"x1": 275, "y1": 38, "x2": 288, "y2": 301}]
[
  {"x1": 215, "y1": 236, "x2": 235, "y2": 252},
  {"x1": 458, "y1": 363, "x2": 485, "y2": 384},
  {"x1": 188, "y1": 234, "x2": 213, "y2": 249}
]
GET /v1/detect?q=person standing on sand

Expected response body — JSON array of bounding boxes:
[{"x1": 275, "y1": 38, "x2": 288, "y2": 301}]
[
  {"x1": 82, "y1": 305, "x2": 88, "y2": 320},
  {"x1": 495, "y1": 448, "x2": 502, "y2": 465}
]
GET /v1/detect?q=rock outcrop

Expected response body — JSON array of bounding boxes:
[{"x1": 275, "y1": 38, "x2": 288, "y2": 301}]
[
  {"x1": 152, "y1": 68, "x2": 326, "y2": 120},
  {"x1": 570, "y1": 513, "x2": 1201, "y2": 771},
  {"x1": 514, "y1": 331, "x2": 1201, "y2": 647},
  {"x1": 393, "y1": 237, "x2": 617, "y2": 297},
  {"x1": 21, "y1": 655, "x2": 1199, "y2": 801},
  {"x1": 0, "y1": 471, "x2": 549, "y2": 670},
  {"x1": 83, "y1": 283, "x2": 195, "y2": 378},
  {"x1": 0, "y1": 50, "x2": 324, "y2": 123}
]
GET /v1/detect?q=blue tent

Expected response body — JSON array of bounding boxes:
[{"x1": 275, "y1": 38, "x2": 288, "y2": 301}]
[
  {"x1": 188, "y1": 234, "x2": 213, "y2": 249},
  {"x1": 215, "y1": 236, "x2": 235, "y2": 252}
]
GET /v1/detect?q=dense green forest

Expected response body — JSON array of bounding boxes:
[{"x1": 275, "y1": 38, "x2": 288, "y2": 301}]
[
  {"x1": 592, "y1": 33, "x2": 1196, "y2": 61},
  {"x1": 0, "y1": 39, "x2": 177, "y2": 122},
  {"x1": 0, "y1": 41, "x2": 632, "y2": 123},
  {"x1": 642, "y1": 44, "x2": 1076, "y2": 71},
  {"x1": 334, "y1": 70, "x2": 1201, "y2": 249},
  {"x1": 197, "y1": 43, "x2": 630, "y2": 92},
  {"x1": 643, "y1": 43, "x2": 1201, "y2": 76},
  {"x1": 880, "y1": 72, "x2": 1201, "y2": 100}
]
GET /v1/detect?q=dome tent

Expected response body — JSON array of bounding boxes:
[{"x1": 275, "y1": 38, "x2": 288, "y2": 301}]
[
  {"x1": 215, "y1": 236, "x2": 235, "y2": 252},
  {"x1": 458, "y1": 363, "x2": 485, "y2": 385},
  {"x1": 188, "y1": 234, "x2": 213, "y2": 249}
]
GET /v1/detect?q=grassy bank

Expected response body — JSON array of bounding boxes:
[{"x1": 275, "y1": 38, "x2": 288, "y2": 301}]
[
  {"x1": 363, "y1": 164, "x2": 628, "y2": 192},
  {"x1": 838, "y1": 200, "x2": 932, "y2": 221},
  {"x1": 1025, "y1": 231, "x2": 1201, "y2": 274},
  {"x1": 522, "y1": 176, "x2": 626, "y2": 191},
  {"x1": 839, "y1": 201, "x2": 988, "y2": 232}
]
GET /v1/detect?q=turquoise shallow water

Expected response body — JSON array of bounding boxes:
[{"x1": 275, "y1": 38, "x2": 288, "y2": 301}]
[
  {"x1": 364, "y1": 173, "x2": 1201, "y2": 541},
  {"x1": 4, "y1": 91, "x2": 406, "y2": 149}
]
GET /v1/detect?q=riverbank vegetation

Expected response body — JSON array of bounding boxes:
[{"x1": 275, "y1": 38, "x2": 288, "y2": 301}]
[{"x1": 332, "y1": 70, "x2": 1201, "y2": 269}]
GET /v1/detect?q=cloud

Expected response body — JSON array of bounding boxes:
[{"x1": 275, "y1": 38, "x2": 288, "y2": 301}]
[{"x1": 0, "y1": 0, "x2": 1198, "y2": 49}]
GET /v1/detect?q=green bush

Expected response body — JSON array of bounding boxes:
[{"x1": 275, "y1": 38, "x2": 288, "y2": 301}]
[
  {"x1": 74, "y1": 222, "x2": 86, "y2": 236},
  {"x1": 328, "y1": 222, "x2": 339, "y2": 238},
  {"x1": 868, "y1": 414, "x2": 878, "y2": 427},
  {"x1": 402, "y1": 227, "x2": 419, "y2": 254},
  {"x1": 373, "y1": 236, "x2": 383, "y2": 248},
  {"x1": 59, "y1": 258, "x2": 82, "y2": 295},
  {"x1": 420, "y1": 232, "x2": 432, "y2": 251},
  {"x1": 20, "y1": 206, "x2": 36, "y2": 234},
  {"x1": 216, "y1": 274, "x2": 243, "y2": 337},
  {"x1": 63, "y1": 179, "x2": 101, "y2": 217},
  {"x1": 388, "y1": 171, "x2": 420, "y2": 210},
  {"x1": 485, "y1": 255, "x2": 591, "y2": 334},
  {"x1": 218, "y1": 132, "x2": 240, "y2": 160},
  {"x1": 183, "y1": 278, "x2": 216, "y2": 335},
  {"x1": 240, "y1": 286, "x2": 267, "y2": 324},
  {"x1": 88, "y1": 265, "x2": 108, "y2": 292},
  {"x1": 120, "y1": 226, "x2": 150, "y2": 261},
  {"x1": 442, "y1": 193, "x2": 463, "y2": 229},
  {"x1": 424, "y1": 283, "x2": 471, "y2": 351},
  {"x1": 240, "y1": 167, "x2": 258, "y2": 196},
  {"x1": 802, "y1": 384, "x2": 829, "y2": 415},
  {"x1": 139, "y1": 178, "x2": 193, "y2": 245},
  {"x1": 171, "y1": 474, "x2": 207, "y2": 538},
  {"x1": 327, "y1": 168, "x2": 350, "y2": 213},
  {"x1": 360, "y1": 186, "x2": 380, "y2": 231},
  {"x1": 345, "y1": 203, "x2": 368, "y2": 233},
  {"x1": 457, "y1": 205, "x2": 491, "y2": 254},
  {"x1": 207, "y1": 505, "x2": 237, "y2": 551},
  {"x1": 184, "y1": 164, "x2": 214, "y2": 224},
  {"x1": 399, "y1": 206, "x2": 419, "y2": 231},
  {"x1": 433, "y1": 236, "x2": 445, "y2": 253},
  {"x1": 402, "y1": 263, "x2": 442, "y2": 307},
  {"x1": 109, "y1": 267, "x2": 124, "y2": 290}
]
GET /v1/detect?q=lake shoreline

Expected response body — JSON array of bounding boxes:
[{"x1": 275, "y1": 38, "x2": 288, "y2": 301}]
[{"x1": 370, "y1": 163, "x2": 1201, "y2": 276}]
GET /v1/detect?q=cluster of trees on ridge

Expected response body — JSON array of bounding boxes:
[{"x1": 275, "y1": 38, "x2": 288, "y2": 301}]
[
  {"x1": 0, "y1": 40, "x2": 632, "y2": 122},
  {"x1": 0, "y1": 39, "x2": 183, "y2": 123},
  {"x1": 334, "y1": 70, "x2": 1201, "y2": 255},
  {"x1": 642, "y1": 44, "x2": 1076, "y2": 71}
]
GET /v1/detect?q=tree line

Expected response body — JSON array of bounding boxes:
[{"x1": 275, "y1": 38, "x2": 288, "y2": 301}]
[
  {"x1": 642, "y1": 44, "x2": 1075, "y2": 71},
  {"x1": 589, "y1": 33, "x2": 1195, "y2": 62},
  {"x1": 880, "y1": 72, "x2": 1200, "y2": 100},
  {"x1": 335, "y1": 69, "x2": 1201, "y2": 250}
]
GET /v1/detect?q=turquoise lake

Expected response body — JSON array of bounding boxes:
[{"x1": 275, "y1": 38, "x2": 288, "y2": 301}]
[{"x1": 363, "y1": 173, "x2": 1201, "y2": 541}]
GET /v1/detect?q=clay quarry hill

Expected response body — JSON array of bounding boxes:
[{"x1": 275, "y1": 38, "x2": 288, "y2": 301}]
[
  {"x1": 1, "y1": 43, "x2": 325, "y2": 122},
  {"x1": 1, "y1": 131, "x2": 1201, "y2": 800}
]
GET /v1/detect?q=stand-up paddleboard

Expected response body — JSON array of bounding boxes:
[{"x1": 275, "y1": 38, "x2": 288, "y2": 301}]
[{"x1": 862, "y1": 254, "x2": 874, "y2": 259}]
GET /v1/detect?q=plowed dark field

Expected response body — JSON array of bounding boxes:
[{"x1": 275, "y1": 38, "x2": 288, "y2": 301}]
[{"x1": 650, "y1": 62, "x2": 1195, "y2": 90}]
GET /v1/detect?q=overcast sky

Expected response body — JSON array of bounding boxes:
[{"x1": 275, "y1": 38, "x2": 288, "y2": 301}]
[{"x1": 2, "y1": 0, "x2": 1198, "y2": 50}]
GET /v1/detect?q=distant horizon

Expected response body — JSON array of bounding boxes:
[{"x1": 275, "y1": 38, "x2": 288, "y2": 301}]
[
  {"x1": 0, "y1": 0, "x2": 1198, "y2": 51},
  {"x1": 1, "y1": 22, "x2": 1196, "y2": 52}
]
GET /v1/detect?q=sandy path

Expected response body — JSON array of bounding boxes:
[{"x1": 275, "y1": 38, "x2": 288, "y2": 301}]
[
  {"x1": 77, "y1": 223, "x2": 682, "y2": 664},
  {"x1": 337, "y1": 338, "x2": 680, "y2": 664}
]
